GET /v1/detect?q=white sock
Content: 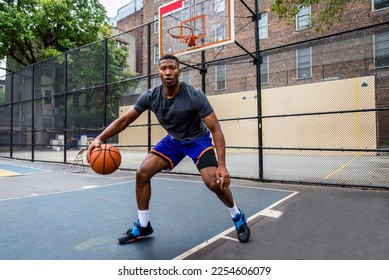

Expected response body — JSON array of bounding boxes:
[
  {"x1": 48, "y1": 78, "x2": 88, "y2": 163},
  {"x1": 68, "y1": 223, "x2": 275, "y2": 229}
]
[
  {"x1": 227, "y1": 201, "x2": 240, "y2": 218},
  {"x1": 138, "y1": 209, "x2": 150, "y2": 227}
]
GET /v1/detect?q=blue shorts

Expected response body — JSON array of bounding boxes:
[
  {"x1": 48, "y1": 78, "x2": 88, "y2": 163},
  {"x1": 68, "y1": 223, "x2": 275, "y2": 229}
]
[{"x1": 150, "y1": 132, "x2": 218, "y2": 171}]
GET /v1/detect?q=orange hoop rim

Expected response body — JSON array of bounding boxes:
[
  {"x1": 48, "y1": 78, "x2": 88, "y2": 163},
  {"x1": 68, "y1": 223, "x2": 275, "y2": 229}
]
[{"x1": 167, "y1": 25, "x2": 194, "y2": 40}]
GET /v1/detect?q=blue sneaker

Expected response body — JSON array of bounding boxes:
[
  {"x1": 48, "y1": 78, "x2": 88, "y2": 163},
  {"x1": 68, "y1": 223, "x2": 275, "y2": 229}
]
[
  {"x1": 118, "y1": 220, "x2": 154, "y2": 244},
  {"x1": 233, "y1": 210, "x2": 251, "y2": 243}
]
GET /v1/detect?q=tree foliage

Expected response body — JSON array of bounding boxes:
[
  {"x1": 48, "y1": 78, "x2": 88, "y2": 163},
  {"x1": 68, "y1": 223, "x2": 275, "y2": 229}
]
[
  {"x1": 0, "y1": 0, "x2": 110, "y2": 69},
  {"x1": 67, "y1": 39, "x2": 135, "y2": 125},
  {"x1": 271, "y1": 0, "x2": 356, "y2": 31},
  {"x1": 0, "y1": 86, "x2": 4, "y2": 103}
]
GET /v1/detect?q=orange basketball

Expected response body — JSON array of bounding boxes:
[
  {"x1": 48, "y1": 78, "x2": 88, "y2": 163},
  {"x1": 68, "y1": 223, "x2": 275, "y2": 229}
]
[{"x1": 89, "y1": 144, "x2": 121, "y2": 175}]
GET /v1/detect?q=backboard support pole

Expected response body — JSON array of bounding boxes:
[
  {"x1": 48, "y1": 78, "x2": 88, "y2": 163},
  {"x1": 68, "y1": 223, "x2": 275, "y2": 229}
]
[
  {"x1": 179, "y1": 60, "x2": 207, "y2": 76},
  {"x1": 234, "y1": 40, "x2": 262, "y2": 65}
]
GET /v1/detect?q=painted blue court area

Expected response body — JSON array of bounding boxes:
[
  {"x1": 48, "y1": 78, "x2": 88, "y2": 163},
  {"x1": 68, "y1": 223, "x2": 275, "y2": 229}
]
[
  {"x1": 0, "y1": 163, "x2": 49, "y2": 176},
  {"x1": 0, "y1": 178, "x2": 294, "y2": 260}
]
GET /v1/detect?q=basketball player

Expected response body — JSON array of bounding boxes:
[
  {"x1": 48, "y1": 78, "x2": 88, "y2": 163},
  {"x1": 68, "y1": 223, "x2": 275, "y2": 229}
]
[{"x1": 87, "y1": 54, "x2": 251, "y2": 244}]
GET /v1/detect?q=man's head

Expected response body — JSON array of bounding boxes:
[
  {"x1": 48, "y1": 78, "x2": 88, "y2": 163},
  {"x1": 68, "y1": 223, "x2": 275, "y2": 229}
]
[{"x1": 158, "y1": 54, "x2": 181, "y2": 90}]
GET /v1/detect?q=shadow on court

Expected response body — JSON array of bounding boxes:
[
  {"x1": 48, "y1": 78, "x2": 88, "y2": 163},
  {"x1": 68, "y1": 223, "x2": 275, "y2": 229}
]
[{"x1": 0, "y1": 158, "x2": 388, "y2": 260}]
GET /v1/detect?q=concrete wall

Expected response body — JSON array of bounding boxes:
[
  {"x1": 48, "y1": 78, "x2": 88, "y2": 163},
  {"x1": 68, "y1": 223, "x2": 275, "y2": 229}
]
[{"x1": 261, "y1": 76, "x2": 377, "y2": 154}]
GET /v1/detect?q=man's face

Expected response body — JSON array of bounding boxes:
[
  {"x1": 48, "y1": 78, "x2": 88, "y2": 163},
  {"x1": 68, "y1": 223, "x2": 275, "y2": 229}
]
[{"x1": 158, "y1": 59, "x2": 181, "y2": 88}]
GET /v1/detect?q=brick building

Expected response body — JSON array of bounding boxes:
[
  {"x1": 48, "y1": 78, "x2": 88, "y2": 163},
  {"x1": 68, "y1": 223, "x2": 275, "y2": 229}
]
[{"x1": 116, "y1": 0, "x2": 388, "y2": 91}]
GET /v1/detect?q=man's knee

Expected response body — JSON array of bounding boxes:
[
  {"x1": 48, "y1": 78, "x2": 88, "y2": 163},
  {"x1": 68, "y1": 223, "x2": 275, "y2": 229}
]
[
  {"x1": 136, "y1": 153, "x2": 169, "y2": 182},
  {"x1": 206, "y1": 180, "x2": 220, "y2": 193},
  {"x1": 136, "y1": 166, "x2": 146, "y2": 180},
  {"x1": 201, "y1": 171, "x2": 220, "y2": 192},
  {"x1": 136, "y1": 163, "x2": 155, "y2": 182}
]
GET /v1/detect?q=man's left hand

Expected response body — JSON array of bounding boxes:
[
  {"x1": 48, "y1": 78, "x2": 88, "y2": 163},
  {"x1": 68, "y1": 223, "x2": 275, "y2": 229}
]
[{"x1": 216, "y1": 165, "x2": 230, "y2": 189}]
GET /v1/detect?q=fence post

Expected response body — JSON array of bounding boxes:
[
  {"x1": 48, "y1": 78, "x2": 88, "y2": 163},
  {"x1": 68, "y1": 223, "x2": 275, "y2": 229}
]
[
  {"x1": 10, "y1": 72, "x2": 14, "y2": 158},
  {"x1": 147, "y1": 22, "x2": 152, "y2": 152},
  {"x1": 31, "y1": 64, "x2": 35, "y2": 162},
  {"x1": 64, "y1": 53, "x2": 68, "y2": 163},
  {"x1": 254, "y1": 0, "x2": 263, "y2": 181},
  {"x1": 103, "y1": 37, "x2": 108, "y2": 129}
]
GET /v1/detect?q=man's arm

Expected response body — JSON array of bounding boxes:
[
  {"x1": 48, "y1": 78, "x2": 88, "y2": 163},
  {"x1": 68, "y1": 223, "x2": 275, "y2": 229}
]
[
  {"x1": 203, "y1": 111, "x2": 230, "y2": 189},
  {"x1": 87, "y1": 107, "x2": 141, "y2": 162}
]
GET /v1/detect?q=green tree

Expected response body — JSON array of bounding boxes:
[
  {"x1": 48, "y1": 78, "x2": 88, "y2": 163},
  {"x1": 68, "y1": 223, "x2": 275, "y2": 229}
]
[
  {"x1": 67, "y1": 38, "x2": 135, "y2": 129},
  {"x1": 271, "y1": 0, "x2": 356, "y2": 31},
  {"x1": 0, "y1": 0, "x2": 110, "y2": 69},
  {"x1": 0, "y1": 0, "x2": 136, "y2": 145}
]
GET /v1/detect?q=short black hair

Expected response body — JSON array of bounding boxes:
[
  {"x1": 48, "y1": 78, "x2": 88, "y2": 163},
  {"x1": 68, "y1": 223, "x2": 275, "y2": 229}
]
[{"x1": 158, "y1": 54, "x2": 180, "y2": 64}]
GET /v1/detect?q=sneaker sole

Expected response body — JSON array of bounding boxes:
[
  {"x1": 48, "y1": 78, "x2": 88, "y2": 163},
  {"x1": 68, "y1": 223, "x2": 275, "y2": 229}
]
[{"x1": 118, "y1": 234, "x2": 153, "y2": 245}]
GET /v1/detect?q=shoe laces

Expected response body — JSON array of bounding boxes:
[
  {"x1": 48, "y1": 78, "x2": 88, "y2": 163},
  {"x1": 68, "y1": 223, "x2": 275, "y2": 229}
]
[{"x1": 124, "y1": 221, "x2": 141, "y2": 235}]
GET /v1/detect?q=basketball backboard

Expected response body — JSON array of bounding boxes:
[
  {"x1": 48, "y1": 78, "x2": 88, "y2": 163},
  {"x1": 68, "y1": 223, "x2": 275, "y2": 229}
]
[{"x1": 159, "y1": 0, "x2": 234, "y2": 57}]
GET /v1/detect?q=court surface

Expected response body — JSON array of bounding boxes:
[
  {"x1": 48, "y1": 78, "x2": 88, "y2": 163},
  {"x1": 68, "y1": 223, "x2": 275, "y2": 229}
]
[
  {"x1": 0, "y1": 163, "x2": 49, "y2": 177},
  {"x1": 0, "y1": 158, "x2": 388, "y2": 260}
]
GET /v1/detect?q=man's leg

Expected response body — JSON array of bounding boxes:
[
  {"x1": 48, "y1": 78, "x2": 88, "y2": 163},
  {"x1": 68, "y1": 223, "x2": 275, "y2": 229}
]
[
  {"x1": 135, "y1": 153, "x2": 170, "y2": 210},
  {"x1": 200, "y1": 166, "x2": 234, "y2": 207},
  {"x1": 200, "y1": 165, "x2": 251, "y2": 243},
  {"x1": 118, "y1": 153, "x2": 169, "y2": 244}
]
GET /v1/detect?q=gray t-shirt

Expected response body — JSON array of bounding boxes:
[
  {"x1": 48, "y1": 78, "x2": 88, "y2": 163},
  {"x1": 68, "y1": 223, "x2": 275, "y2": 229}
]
[{"x1": 133, "y1": 82, "x2": 214, "y2": 142}]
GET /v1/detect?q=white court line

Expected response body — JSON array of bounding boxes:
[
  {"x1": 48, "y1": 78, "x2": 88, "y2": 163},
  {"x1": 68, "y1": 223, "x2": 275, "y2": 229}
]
[
  {"x1": 261, "y1": 209, "x2": 283, "y2": 218},
  {"x1": 70, "y1": 172, "x2": 133, "y2": 180},
  {"x1": 173, "y1": 190, "x2": 298, "y2": 260},
  {"x1": 155, "y1": 176, "x2": 296, "y2": 193},
  {"x1": 69, "y1": 168, "x2": 134, "y2": 177},
  {"x1": 220, "y1": 236, "x2": 240, "y2": 242},
  {"x1": 82, "y1": 185, "x2": 100, "y2": 189}
]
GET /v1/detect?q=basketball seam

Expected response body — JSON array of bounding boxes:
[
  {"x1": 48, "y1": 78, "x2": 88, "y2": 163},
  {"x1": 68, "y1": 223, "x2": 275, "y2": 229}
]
[
  {"x1": 108, "y1": 147, "x2": 121, "y2": 169},
  {"x1": 90, "y1": 149, "x2": 102, "y2": 170}
]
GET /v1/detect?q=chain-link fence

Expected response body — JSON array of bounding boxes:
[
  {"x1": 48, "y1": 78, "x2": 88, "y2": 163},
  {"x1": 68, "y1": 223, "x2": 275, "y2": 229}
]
[{"x1": 0, "y1": 19, "x2": 388, "y2": 188}]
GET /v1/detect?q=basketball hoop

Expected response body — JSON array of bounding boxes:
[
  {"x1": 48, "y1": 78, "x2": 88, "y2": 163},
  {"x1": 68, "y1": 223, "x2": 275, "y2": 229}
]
[{"x1": 167, "y1": 25, "x2": 197, "y2": 47}]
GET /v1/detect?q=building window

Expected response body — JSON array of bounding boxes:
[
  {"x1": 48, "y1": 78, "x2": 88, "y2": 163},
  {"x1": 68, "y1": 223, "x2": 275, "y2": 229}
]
[
  {"x1": 182, "y1": 0, "x2": 189, "y2": 20},
  {"x1": 296, "y1": 5, "x2": 311, "y2": 31},
  {"x1": 215, "y1": 24, "x2": 226, "y2": 42},
  {"x1": 215, "y1": 64, "x2": 226, "y2": 90},
  {"x1": 44, "y1": 89, "x2": 53, "y2": 105},
  {"x1": 260, "y1": 55, "x2": 269, "y2": 84},
  {"x1": 258, "y1": 12, "x2": 268, "y2": 39},
  {"x1": 373, "y1": 0, "x2": 389, "y2": 10},
  {"x1": 181, "y1": 70, "x2": 190, "y2": 84},
  {"x1": 154, "y1": 44, "x2": 159, "y2": 64},
  {"x1": 375, "y1": 31, "x2": 389, "y2": 68},
  {"x1": 214, "y1": 24, "x2": 226, "y2": 51},
  {"x1": 297, "y1": 47, "x2": 312, "y2": 79},
  {"x1": 215, "y1": 0, "x2": 225, "y2": 13},
  {"x1": 154, "y1": 13, "x2": 159, "y2": 34}
]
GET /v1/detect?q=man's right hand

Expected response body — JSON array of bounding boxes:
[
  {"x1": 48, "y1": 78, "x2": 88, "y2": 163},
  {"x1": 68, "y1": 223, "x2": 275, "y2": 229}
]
[{"x1": 86, "y1": 138, "x2": 102, "y2": 163}]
